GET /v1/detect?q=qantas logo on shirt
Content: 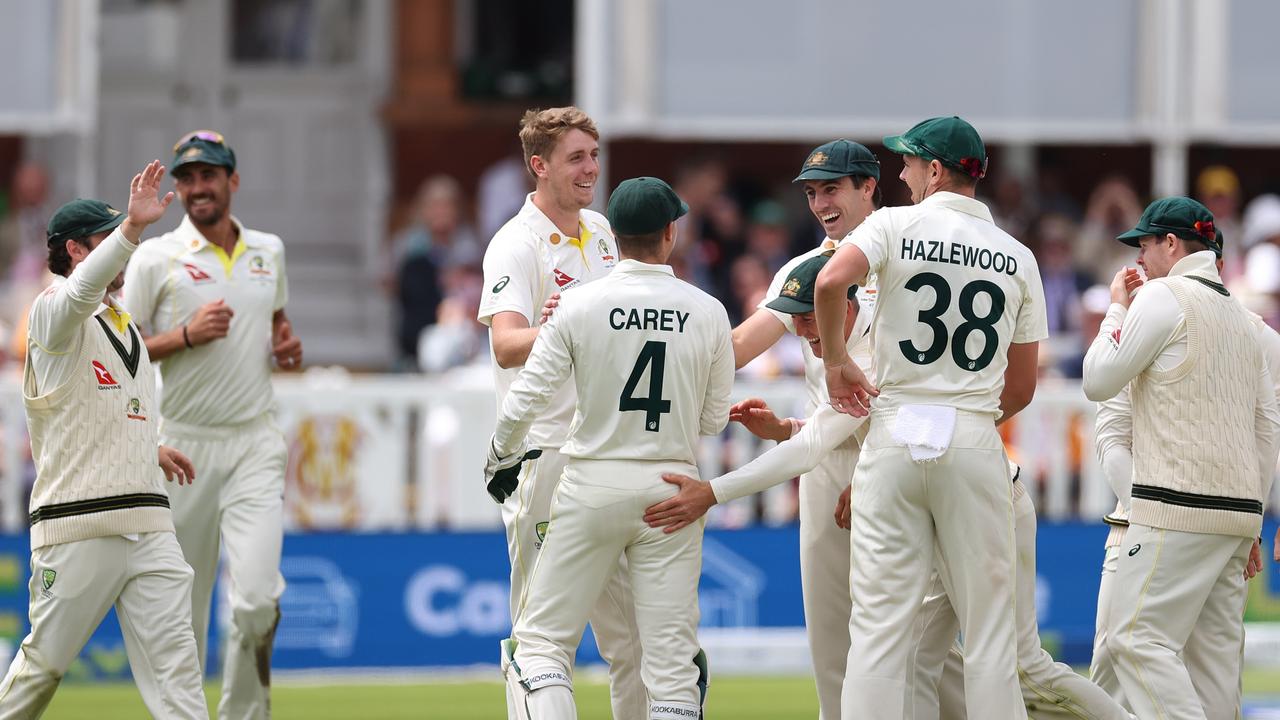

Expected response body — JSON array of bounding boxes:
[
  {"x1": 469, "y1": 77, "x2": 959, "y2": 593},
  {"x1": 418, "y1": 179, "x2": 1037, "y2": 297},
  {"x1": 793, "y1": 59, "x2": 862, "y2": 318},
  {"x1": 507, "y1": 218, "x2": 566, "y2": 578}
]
[
  {"x1": 183, "y1": 263, "x2": 213, "y2": 283},
  {"x1": 92, "y1": 360, "x2": 119, "y2": 389},
  {"x1": 553, "y1": 268, "x2": 576, "y2": 288}
]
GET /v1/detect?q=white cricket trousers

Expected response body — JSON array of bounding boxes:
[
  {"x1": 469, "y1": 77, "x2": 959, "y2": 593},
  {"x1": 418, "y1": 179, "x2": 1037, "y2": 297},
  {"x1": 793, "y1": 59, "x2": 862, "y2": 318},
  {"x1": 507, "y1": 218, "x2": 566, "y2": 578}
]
[
  {"x1": 798, "y1": 446, "x2": 857, "y2": 720},
  {"x1": 1107, "y1": 524, "x2": 1250, "y2": 720},
  {"x1": 1090, "y1": 535, "x2": 1125, "y2": 705},
  {"x1": 841, "y1": 408, "x2": 1025, "y2": 720},
  {"x1": 512, "y1": 459, "x2": 704, "y2": 720},
  {"x1": 160, "y1": 414, "x2": 287, "y2": 720},
  {"x1": 503, "y1": 449, "x2": 645, "y2": 719},
  {"x1": 0, "y1": 532, "x2": 207, "y2": 719},
  {"x1": 913, "y1": 484, "x2": 1128, "y2": 719}
]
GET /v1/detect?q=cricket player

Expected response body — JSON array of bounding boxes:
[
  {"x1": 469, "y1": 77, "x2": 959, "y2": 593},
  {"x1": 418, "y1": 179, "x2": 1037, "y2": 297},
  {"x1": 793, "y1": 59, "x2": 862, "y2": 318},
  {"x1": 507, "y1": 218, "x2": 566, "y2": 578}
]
[
  {"x1": 487, "y1": 177, "x2": 733, "y2": 720},
  {"x1": 0, "y1": 162, "x2": 207, "y2": 719},
  {"x1": 1088, "y1": 224, "x2": 1280, "y2": 719},
  {"x1": 815, "y1": 116, "x2": 1046, "y2": 719},
  {"x1": 122, "y1": 131, "x2": 301, "y2": 719},
  {"x1": 478, "y1": 107, "x2": 644, "y2": 719},
  {"x1": 727, "y1": 139, "x2": 879, "y2": 719},
  {"x1": 1082, "y1": 197, "x2": 1280, "y2": 720}
]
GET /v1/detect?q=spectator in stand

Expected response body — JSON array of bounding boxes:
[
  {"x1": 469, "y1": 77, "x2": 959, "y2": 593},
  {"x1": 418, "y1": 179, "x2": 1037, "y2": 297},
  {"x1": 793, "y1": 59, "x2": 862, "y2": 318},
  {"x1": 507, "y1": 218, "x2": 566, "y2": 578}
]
[
  {"x1": 1056, "y1": 284, "x2": 1111, "y2": 379},
  {"x1": 1240, "y1": 194, "x2": 1280, "y2": 328},
  {"x1": 478, "y1": 153, "x2": 533, "y2": 240},
  {"x1": 1076, "y1": 175, "x2": 1144, "y2": 282},
  {"x1": 670, "y1": 156, "x2": 727, "y2": 288},
  {"x1": 1196, "y1": 165, "x2": 1245, "y2": 281},
  {"x1": 745, "y1": 200, "x2": 793, "y2": 276},
  {"x1": 418, "y1": 265, "x2": 488, "y2": 373},
  {"x1": 1035, "y1": 213, "x2": 1095, "y2": 335},
  {"x1": 389, "y1": 175, "x2": 480, "y2": 369},
  {"x1": 989, "y1": 174, "x2": 1038, "y2": 243},
  {"x1": 0, "y1": 163, "x2": 53, "y2": 300},
  {"x1": 705, "y1": 192, "x2": 748, "y2": 301}
]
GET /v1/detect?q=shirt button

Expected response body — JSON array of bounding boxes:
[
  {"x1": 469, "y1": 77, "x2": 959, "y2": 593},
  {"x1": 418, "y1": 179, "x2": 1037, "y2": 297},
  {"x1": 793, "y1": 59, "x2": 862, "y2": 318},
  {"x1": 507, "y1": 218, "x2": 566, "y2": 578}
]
[{"x1": 550, "y1": 233, "x2": 561, "y2": 245}]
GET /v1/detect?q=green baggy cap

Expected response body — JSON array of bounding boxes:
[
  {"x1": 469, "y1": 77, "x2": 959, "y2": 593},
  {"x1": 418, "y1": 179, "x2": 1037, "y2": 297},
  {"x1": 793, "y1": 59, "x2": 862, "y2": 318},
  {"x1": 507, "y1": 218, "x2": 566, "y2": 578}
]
[
  {"x1": 171, "y1": 130, "x2": 237, "y2": 174},
  {"x1": 46, "y1": 199, "x2": 126, "y2": 244},
  {"x1": 765, "y1": 253, "x2": 857, "y2": 315},
  {"x1": 1116, "y1": 196, "x2": 1223, "y2": 256},
  {"x1": 884, "y1": 116, "x2": 987, "y2": 179},
  {"x1": 607, "y1": 177, "x2": 689, "y2": 235},
  {"x1": 794, "y1": 139, "x2": 881, "y2": 182}
]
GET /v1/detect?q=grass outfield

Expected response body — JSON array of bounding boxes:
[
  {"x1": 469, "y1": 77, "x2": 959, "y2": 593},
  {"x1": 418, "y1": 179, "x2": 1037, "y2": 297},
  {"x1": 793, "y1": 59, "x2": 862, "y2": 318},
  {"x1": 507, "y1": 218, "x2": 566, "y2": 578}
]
[{"x1": 40, "y1": 671, "x2": 1280, "y2": 719}]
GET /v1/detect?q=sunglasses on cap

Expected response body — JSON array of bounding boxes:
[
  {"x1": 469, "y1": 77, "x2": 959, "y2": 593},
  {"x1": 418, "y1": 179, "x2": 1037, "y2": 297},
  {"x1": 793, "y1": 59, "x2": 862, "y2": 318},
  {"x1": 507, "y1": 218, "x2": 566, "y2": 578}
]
[{"x1": 172, "y1": 130, "x2": 226, "y2": 153}]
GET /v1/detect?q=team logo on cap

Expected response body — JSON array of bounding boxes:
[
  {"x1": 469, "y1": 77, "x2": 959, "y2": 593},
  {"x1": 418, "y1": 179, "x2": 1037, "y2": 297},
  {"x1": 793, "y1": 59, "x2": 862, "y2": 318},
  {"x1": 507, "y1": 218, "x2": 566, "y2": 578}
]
[
  {"x1": 805, "y1": 151, "x2": 828, "y2": 167},
  {"x1": 126, "y1": 397, "x2": 147, "y2": 421},
  {"x1": 181, "y1": 147, "x2": 203, "y2": 161},
  {"x1": 106, "y1": 207, "x2": 121, "y2": 217},
  {"x1": 781, "y1": 278, "x2": 802, "y2": 298},
  {"x1": 92, "y1": 360, "x2": 119, "y2": 389}
]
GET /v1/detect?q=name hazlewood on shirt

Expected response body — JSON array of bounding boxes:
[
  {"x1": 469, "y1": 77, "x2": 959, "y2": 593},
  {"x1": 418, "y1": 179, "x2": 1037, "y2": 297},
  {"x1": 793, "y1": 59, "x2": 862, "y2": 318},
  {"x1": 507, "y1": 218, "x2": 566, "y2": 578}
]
[{"x1": 900, "y1": 237, "x2": 1018, "y2": 276}]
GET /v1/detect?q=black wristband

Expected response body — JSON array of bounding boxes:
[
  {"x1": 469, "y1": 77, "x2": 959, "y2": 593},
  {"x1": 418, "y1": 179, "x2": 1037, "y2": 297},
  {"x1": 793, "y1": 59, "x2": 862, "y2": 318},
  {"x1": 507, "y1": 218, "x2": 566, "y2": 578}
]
[{"x1": 182, "y1": 325, "x2": 193, "y2": 349}]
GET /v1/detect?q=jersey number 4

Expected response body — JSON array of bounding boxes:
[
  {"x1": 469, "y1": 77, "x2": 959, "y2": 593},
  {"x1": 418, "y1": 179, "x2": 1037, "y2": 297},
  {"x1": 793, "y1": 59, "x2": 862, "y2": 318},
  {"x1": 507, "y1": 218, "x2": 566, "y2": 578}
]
[
  {"x1": 899, "y1": 272, "x2": 1006, "y2": 372},
  {"x1": 620, "y1": 340, "x2": 671, "y2": 432}
]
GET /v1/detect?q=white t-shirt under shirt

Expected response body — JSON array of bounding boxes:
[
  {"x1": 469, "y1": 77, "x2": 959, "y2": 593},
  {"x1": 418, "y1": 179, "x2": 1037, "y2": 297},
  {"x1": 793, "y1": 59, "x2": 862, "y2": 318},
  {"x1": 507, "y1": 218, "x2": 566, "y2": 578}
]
[
  {"x1": 123, "y1": 214, "x2": 288, "y2": 427},
  {"x1": 478, "y1": 193, "x2": 618, "y2": 449},
  {"x1": 841, "y1": 192, "x2": 1048, "y2": 418}
]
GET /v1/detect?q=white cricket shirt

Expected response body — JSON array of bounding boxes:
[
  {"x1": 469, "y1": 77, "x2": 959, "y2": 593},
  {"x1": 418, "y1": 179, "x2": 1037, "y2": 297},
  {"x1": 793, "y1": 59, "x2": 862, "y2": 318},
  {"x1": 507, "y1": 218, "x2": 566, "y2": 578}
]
[
  {"x1": 478, "y1": 193, "x2": 618, "y2": 449},
  {"x1": 493, "y1": 260, "x2": 734, "y2": 465},
  {"x1": 122, "y1": 215, "x2": 288, "y2": 426},
  {"x1": 841, "y1": 192, "x2": 1047, "y2": 418}
]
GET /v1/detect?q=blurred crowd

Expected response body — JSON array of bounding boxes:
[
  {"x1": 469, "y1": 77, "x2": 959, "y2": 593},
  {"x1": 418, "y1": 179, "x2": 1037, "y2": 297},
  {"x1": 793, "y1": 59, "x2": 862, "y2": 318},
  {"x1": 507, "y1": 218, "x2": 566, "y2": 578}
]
[
  {"x1": 382, "y1": 157, "x2": 1280, "y2": 378},
  {"x1": 2, "y1": 156, "x2": 1278, "y2": 376}
]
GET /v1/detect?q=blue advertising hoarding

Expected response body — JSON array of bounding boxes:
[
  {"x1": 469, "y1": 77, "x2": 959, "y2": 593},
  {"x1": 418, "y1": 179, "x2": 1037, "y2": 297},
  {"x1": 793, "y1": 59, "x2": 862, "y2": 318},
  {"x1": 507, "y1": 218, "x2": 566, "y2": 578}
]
[{"x1": 0, "y1": 521, "x2": 1275, "y2": 678}]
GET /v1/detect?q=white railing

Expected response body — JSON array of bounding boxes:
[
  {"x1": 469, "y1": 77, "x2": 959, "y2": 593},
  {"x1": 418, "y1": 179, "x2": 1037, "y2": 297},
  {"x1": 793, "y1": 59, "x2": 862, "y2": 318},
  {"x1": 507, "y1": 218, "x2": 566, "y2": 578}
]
[{"x1": 1, "y1": 368, "x2": 1275, "y2": 533}]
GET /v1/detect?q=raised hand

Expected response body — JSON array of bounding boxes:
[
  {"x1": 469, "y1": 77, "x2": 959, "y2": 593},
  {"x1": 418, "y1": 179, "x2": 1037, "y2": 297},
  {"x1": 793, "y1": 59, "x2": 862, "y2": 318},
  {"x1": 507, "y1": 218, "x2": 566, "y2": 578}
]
[
  {"x1": 729, "y1": 398, "x2": 792, "y2": 442},
  {"x1": 123, "y1": 160, "x2": 175, "y2": 235},
  {"x1": 825, "y1": 359, "x2": 878, "y2": 418},
  {"x1": 643, "y1": 473, "x2": 717, "y2": 533},
  {"x1": 1109, "y1": 266, "x2": 1144, "y2": 308}
]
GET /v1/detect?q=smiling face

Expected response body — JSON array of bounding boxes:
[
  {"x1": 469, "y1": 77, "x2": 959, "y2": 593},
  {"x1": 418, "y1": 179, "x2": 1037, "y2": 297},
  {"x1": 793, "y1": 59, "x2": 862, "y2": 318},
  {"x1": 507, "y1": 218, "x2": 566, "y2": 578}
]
[
  {"x1": 802, "y1": 176, "x2": 876, "y2": 239},
  {"x1": 173, "y1": 163, "x2": 238, "y2": 227},
  {"x1": 791, "y1": 299, "x2": 856, "y2": 358},
  {"x1": 531, "y1": 128, "x2": 599, "y2": 213}
]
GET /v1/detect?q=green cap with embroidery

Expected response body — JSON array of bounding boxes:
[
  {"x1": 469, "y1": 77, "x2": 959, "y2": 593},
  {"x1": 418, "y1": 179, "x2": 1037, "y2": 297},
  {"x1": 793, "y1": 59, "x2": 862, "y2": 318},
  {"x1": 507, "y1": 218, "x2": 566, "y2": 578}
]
[
  {"x1": 1116, "y1": 196, "x2": 1223, "y2": 256},
  {"x1": 607, "y1": 177, "x2": 689, "y2": 235},
  {"x1": 883, "y1": 116, "x2": 987, "y2": 179},
  {"x1": 46, "y1": 199, "x2": 126, "y2": 243},
  {"x1": 171, "y1": 130, "x2": 237, "y2": 174},
  {"x1": 793, "y1": 139, "x2": 881, "y2": 182},
  {"x1": 765, "y1": 253, "x2": 857, "y2": 315}
]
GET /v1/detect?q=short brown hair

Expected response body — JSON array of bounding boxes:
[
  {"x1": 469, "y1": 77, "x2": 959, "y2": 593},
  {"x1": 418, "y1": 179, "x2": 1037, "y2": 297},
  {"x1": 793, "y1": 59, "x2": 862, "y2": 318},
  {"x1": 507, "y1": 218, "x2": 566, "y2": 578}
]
[{"x1": 519, "y1": 107, "x2": 599, "y2": 179}]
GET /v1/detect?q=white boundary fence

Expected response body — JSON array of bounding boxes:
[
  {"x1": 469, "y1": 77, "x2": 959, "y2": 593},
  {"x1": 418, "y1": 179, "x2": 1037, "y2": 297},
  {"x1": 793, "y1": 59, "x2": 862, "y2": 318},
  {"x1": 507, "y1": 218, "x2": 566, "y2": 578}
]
[{"x1": 1, "y1": 367, "x2": 1276, "y2": 532}]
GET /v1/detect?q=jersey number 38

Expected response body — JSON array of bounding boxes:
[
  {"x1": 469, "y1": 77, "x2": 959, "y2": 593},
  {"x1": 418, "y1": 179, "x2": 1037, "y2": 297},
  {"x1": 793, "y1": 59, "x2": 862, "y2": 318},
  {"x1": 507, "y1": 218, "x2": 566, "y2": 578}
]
[{"x1": 899, "y1": 272, "x2": 1006, "y2": 372}]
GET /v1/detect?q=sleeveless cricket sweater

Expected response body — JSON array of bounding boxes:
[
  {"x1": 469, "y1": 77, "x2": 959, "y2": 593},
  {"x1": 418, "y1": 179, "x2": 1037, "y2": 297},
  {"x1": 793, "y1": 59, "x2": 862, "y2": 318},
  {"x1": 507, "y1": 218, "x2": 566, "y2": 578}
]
[
  {"x1": 23, "y1": 311, "x2": 173, "y2": 549},
  {"x1": 1129, "y1": 274, "x2": 1265, "y2": 538}
]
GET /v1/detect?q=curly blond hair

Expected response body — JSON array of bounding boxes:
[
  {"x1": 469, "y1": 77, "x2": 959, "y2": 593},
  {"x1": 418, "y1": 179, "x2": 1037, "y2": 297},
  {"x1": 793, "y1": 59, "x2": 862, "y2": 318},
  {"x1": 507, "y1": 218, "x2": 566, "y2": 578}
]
[{"x1": 518, "y1": 106, "x2": 599, "y2": 179}]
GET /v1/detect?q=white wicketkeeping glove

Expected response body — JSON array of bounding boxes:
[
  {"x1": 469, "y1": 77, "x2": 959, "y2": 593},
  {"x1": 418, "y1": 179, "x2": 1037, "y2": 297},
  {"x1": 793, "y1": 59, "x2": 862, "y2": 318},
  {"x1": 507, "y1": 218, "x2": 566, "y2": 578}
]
[{"x1": 484, "y1": 437, "x2": 542, "y2": 504}]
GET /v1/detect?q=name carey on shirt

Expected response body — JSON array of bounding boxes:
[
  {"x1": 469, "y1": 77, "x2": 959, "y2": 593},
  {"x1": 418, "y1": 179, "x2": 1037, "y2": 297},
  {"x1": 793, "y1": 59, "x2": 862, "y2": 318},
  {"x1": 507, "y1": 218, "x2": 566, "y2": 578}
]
[
  {"x1": 900, "y1": 237, "x2": 1018, "y2": 276},
  {"x1": 609, "y1": 307, "x2": 690, "y2": 333}
]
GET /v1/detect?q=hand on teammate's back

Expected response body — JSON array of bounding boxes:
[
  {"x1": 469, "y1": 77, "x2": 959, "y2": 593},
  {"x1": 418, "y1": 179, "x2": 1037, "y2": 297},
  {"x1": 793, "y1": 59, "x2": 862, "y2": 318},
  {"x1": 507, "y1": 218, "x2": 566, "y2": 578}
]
[
  {"x1": 540, "y1": 292, "x2": 561, "y2": 325},
  {"x1": 187, "y1": 299, "x2": 234, "y2": 345},
  {"x1": 121, "y1": 160, "x2": 175, "y2": 243},
  {"x1": 157, "y1": 445, "x2": 196, "y2": 486},
  {"x1": 644, "y1": 474, "x2": 717, "y2": 533},
  {"x1": 825, "y1": 359, "x2": 878, "y2": 418},
  {"x1": 729, "y1": 398, "x2": 792, "y2": 442}
]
